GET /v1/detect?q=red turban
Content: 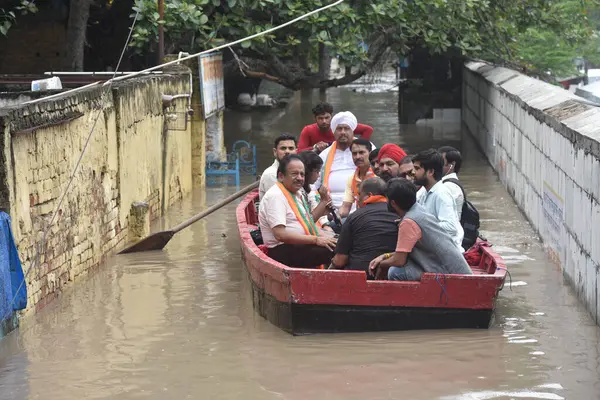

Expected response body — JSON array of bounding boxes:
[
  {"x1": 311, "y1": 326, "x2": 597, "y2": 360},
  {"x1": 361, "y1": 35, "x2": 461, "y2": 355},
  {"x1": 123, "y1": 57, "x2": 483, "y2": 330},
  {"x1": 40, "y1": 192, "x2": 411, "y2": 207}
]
[{"x1": 377, "y1": 143, "x2": 407, "y2": 164}]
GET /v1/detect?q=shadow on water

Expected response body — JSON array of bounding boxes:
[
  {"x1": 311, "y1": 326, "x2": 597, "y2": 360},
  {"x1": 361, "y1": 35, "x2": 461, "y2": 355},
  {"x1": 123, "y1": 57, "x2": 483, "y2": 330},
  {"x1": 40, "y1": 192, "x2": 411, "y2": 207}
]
[{"x1": 0, "y1": 74, "x2": 598, "y2": 399}]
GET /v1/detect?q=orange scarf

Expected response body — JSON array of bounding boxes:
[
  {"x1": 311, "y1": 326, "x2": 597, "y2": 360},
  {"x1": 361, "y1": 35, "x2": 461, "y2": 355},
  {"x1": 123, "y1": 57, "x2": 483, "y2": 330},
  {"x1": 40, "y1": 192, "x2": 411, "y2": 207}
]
[
  {"x1": 276, "y1": 182, "x2": 319, "y2": 236},
  {"x1": 322, "y1": 142, "x2": 337, "y2": 187},
  {"x1": 351, "y1": 167, "x2": 374, "y2": 207},
  {"x1": 362, "y1": 195, "x2": 388, "y2": 205}
]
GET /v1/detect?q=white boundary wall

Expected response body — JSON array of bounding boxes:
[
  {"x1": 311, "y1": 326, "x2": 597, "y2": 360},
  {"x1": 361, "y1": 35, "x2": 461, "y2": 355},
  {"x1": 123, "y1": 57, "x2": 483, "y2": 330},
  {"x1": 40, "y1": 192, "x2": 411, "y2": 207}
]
[{"x1": 463, "y1": 61, "x2": 600, "y2": 324}]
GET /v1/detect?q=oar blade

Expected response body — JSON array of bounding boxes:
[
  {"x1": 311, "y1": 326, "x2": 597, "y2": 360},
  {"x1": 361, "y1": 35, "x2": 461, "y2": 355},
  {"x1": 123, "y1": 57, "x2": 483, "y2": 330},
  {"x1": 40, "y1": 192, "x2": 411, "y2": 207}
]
[{"x1": 118, "y1": 230, "x2": 176, "y2": 254}]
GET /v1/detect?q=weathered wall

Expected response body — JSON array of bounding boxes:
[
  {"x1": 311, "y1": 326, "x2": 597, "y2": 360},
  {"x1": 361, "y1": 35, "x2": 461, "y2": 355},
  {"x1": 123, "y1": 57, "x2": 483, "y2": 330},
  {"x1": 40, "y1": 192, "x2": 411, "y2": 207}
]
[
  {"x1": 0, "y1": 69, "x2": 200, "y2": 314},
  {"x1": 463, "y1": 61, "x2": 600, "y2": 324}
]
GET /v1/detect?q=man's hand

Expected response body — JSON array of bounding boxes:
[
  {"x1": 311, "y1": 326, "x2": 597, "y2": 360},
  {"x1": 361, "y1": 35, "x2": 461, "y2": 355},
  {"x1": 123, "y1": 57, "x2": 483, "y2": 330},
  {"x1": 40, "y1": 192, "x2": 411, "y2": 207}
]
[
  {"x1": 318, "y1": 184, "x2": 331, "y2": 202},
  {"x1": 316, "y1": 236, "x2": 337, "y2": 251},
  {"x1": 314, "y1": 141, "x2": 329, "y2": 152},
  {"x1": 368, "y1": 255, "x2": 385, "y2": 277}
]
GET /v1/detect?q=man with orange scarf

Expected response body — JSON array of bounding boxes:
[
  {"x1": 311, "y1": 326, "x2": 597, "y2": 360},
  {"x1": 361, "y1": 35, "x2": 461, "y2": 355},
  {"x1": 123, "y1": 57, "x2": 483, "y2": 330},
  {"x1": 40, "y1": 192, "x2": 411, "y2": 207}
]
[
  {"x1": 338, "y1": 138, "x2": 374, "y2": 218},
  {"x1": 259, "y1": 154, "x2": 337, "y2": 268},
  {"x1": 315, "y1": 111, "x2": 376, "y2": 209},
  {"x1": 330, "y1": 177, "x2": 398, "y2": 276}
]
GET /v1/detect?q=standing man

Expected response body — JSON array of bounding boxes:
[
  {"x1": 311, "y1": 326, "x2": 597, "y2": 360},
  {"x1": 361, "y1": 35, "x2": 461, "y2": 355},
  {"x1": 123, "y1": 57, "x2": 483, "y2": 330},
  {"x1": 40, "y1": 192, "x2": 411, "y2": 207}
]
[
  {"x1": 338, "y1": 138, "x2": 374, "y2": 217},
  {"x1": 259, "y1": 133, "x2": 297, "y2": 200},
  {"x1": 315, "y1": 111, "x2": 376, "y2": 208},
  {"x1": 298, "y1": 102, "x2": 374, "y2": 152},
  {"x1": 369, "y1": 148, "x2": 380, "y2": 176},
  {"x1": 411, "y1": 149, "x2": 464, "y2": 251},
  {"x1": 259, "y1": 155, "x2": 337, "y2": 268},
  {"x1": 438, "y1": 146, "x2": 464, "y2": 219}
]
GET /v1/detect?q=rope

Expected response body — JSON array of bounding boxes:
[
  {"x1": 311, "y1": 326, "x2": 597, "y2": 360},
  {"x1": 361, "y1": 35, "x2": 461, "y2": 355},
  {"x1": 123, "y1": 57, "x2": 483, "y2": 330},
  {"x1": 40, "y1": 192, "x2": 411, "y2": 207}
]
[
  {"x1": 24, "y1": 0, "x2": 345, "y2": 106},
  {"x1": 496, "y1": 266, "x2": 513, "y2": 291},
  {"x1": 435, "y1": 273, "x2": 449, "y2": 305}
]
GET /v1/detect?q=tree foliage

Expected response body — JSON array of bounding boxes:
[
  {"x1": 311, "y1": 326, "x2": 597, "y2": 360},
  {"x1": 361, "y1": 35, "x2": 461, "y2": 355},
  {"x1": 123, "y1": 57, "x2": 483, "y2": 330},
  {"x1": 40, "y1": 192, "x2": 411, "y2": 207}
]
[
  {"x1": 0, "y1": 0, "x2": 37, "y2": 36},
  {"x1": 127, "y1": 0, "x2": 598, "y2": 89}
]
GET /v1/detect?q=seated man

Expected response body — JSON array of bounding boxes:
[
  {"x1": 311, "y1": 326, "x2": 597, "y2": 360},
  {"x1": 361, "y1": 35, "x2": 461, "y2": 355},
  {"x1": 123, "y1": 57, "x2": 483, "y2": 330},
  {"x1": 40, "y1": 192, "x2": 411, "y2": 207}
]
[
  {"x1": 368, "y1": 178, "x2": 473, "y2": 281},
  {"x1": 331, "y1": 177, "x2": 398, "y2": 277},
  {"x1": 259, "y1": 154, "x2": 337, "y2": 268},
  {"x1": 259, "y1": 133, "x2": 297, "y2": 200}
]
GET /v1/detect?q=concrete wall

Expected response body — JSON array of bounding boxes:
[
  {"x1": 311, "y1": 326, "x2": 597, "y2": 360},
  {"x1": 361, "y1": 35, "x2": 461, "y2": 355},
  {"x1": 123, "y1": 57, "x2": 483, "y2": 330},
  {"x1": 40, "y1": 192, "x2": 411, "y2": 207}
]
[
  {"x1": 463, "y1": 61, "x2": 600, "y2": 324},
  {"x1": 0, "y1": 69, "x2": 202, "y2": 314}
]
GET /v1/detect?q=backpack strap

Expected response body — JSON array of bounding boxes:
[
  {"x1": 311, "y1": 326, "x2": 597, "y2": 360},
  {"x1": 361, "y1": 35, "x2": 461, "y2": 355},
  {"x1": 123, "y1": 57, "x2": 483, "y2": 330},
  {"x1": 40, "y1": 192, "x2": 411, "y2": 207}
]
[{"x1": 443, "y1": 178, "x2": 466, "y2": 201}]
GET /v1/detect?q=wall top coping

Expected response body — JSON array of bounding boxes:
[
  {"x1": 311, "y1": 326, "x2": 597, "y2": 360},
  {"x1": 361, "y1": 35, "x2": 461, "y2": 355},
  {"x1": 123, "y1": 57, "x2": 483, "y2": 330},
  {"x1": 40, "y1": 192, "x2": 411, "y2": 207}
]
[{"x1": 465, "y1": 60, "x2": 600, "y2": 159}]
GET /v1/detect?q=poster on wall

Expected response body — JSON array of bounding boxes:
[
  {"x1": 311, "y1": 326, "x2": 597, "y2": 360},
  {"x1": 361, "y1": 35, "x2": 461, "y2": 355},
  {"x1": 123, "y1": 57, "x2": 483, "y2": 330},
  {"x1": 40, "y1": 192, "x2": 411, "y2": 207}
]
[
  {"x1": 542, "y1": 181, "x2": 565, "y2": 266},
  {"x1": 198, "y1": 52, "x2": 225, "y2": 119}
]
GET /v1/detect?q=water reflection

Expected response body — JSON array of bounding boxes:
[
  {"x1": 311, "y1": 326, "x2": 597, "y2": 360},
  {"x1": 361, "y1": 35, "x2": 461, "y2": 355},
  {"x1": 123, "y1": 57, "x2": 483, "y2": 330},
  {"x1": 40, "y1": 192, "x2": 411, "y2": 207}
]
[{"x1": 0, "y1": 79, "x2": 598, "y2": 399}]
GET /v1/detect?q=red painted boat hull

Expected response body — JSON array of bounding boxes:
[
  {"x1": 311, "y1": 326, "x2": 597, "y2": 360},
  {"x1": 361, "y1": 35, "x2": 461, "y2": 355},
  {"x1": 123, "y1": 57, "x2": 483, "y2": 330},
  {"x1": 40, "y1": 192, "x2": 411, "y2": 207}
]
[{"x1": 237, "y1": 190, "x2": 507, "y2": 335}]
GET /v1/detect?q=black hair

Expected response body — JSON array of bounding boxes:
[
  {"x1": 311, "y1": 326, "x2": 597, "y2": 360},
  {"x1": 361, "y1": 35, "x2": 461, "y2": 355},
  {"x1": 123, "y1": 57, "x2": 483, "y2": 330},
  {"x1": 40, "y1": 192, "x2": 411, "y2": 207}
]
[
  {"x1": 412, "y1": 149, "x2": 444, "y2": 181},
  {"x1": 400, "y1": 154, "x2": 413, "y2": 165},
  {"x1": 438, "y1": 146, "x2": 462, "y2": 174},
  {"x1": 360, "y1": 177, "x2": 386, "y2": 196},
  {"x1": 298, "y1": 150, "x2": 324, "y2": 192},
  {"x1": 369, "y1": 148, "x2": 380, "y2": 163},
  {"x1": 385, "y1": 178, "x2": 417, "y2": 211},
  {"x1": 312, "y1": 102, "x2": 334, "y2": 116},
  {"x1": 274, "y1": 133, "x2": 297, "y2": 149},
  {"x1": 351, "y1": 138, "x2": 373, "y2": 152},
  {"x1": 277, "y1": 154, "x2": 304, "y2": 177}
]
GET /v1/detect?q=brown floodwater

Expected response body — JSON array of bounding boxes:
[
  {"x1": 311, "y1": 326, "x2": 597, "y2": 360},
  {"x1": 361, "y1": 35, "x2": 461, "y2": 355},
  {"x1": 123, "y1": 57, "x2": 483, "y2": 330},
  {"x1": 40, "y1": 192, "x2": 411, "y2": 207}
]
[{"x1": 0, "y1": 77, "x2": 599, "y2": 400}]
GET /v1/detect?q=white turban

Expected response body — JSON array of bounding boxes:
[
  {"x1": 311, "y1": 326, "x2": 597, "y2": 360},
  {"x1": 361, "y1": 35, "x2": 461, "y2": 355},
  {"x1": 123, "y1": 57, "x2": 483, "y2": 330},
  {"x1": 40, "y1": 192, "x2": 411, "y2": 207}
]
[{"x1": 330, "y1": 111, "x2": 358, "y2": 133}]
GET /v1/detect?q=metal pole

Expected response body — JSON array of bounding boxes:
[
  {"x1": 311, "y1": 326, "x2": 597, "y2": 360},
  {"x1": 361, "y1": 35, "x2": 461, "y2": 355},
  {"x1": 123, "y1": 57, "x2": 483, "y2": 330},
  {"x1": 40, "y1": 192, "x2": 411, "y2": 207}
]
[{"x1": 158, "y1": 0, "x2": 165, "y2": 64}]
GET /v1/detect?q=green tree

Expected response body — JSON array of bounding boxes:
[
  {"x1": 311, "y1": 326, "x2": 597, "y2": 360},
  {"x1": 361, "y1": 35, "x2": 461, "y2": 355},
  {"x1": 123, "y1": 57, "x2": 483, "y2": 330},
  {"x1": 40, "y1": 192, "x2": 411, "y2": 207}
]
[
  {"x1": 0, "y1": 0, "x2": 37, "y2": 36},
  {"x1": 129, "y1": 0, "x2": 598, "y2": 89}
]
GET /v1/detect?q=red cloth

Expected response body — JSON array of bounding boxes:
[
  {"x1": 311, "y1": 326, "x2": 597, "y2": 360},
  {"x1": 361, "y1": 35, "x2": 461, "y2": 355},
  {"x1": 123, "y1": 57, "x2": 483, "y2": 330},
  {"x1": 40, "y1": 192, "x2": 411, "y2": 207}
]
[
  {"x1": 298, "y1": 123, "x2": 374, "y2": 151},
  {"x1": 377, "y1": 143, "x2": 407, "y2": 164},
  {"x1": 463, "y1": 239, "x2": 490, "y2": 267}
]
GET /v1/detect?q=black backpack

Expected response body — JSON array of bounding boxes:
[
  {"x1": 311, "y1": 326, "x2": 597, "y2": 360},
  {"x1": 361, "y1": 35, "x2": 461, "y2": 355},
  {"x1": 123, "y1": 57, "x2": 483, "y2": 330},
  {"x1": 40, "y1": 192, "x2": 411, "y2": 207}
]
[{"x1": 443, "y1": 178, "x2": 480, "y2": 250}]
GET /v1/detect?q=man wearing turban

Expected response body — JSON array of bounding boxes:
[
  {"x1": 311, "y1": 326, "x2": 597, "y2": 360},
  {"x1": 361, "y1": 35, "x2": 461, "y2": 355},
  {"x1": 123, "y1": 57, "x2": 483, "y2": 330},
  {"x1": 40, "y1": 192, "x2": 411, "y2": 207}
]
[
  {"x1": 377, "y1": 143, "x2": 414, "y2": 182},
  {"x1": 314, "y1": 111, "x2": 376, "y2": 210},
  {"x1": 297, "y1": 102, "x2": 374, "y2": 152}
]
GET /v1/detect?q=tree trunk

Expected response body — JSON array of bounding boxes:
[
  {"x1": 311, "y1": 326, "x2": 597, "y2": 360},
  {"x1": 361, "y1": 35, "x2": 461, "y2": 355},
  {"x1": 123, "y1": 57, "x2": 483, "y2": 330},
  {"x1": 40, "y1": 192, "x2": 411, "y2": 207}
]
[
  {"x1": 64, "y1": 0, "x2": 92, "y2": 71},
  {"x1": 318, "y1": 43, "x2": 331, "y2": 93}
]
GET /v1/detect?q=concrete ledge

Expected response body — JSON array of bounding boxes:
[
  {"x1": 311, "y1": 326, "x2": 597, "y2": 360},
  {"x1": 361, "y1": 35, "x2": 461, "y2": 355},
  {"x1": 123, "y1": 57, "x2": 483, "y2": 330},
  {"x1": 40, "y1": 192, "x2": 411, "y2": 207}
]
[{"x1": 463, "y1": 60, "x2": 600, "y2": 325}]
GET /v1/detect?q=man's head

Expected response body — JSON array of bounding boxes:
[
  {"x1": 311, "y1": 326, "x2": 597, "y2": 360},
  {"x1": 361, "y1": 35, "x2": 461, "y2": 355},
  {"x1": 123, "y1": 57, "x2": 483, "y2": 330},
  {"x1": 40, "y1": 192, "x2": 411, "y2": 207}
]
[
  {"x1": 398, "y1": 155, "x2": 415, "y2": 181},
  {"x1": 273, "y1": 133, "x2": 297, "y2": 161},
  {"x1": 385, "y1": 178, "x2": 418, "y2": 217},
  {"x1": 369, "y1": 148, "x2": 380, "y2": 175},
  {"x1": 330, "y1": 111, "x2": 357, "y2": 148},
  {"x1": 351, "y1": 138, "x2": 373, "y2": 169},
  {"x1": 312, "y1": 102, "x2": 334, "y2": 132},
  {"x1": 438, "y1": 146, "x2": 462, "y2": 176},
  {"x1": 357, "y1": 177, "x2": 386, "y2": 207},
  {"x1": 277, "y1": 154, "x2": 305, "y2": 193},
  {"x1": 377, "y1": 143, "x2": 408, "y2": 182},
  {"x1": 412, "y1": 149, "x2": 444, "y2": 188}
]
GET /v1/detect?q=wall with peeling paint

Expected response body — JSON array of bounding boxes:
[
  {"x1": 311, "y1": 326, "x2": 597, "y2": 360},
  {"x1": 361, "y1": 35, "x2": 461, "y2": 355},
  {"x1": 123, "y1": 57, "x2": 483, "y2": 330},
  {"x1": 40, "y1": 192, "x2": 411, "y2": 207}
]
[
  {"x1": 463, "y1": 61, "x2": 600, "y2": 324},
  {"x1": 0, "y1": 69, "x2": 199, "y2": 316}
]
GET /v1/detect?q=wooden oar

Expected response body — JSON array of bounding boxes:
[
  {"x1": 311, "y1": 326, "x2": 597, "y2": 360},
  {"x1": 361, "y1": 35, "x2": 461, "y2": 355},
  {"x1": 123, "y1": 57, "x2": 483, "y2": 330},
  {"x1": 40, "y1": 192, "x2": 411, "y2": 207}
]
[{"x1": 118, "y1": 180, "x2": 259, "y2": 254}]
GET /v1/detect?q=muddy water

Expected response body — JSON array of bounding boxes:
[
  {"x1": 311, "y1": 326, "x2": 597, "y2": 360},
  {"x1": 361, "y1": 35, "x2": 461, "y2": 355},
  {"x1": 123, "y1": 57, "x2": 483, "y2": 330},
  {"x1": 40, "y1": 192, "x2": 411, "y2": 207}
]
[{"x1": 1, "y1": 78, "x2": 599, "y2": 399}]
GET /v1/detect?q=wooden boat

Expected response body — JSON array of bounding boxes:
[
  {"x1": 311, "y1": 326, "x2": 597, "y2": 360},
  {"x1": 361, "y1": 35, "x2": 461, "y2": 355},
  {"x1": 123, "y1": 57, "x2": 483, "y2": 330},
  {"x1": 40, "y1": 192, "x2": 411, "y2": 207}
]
[{"x1": 237, "y1": 190, "x2": 507, "y2": 335}]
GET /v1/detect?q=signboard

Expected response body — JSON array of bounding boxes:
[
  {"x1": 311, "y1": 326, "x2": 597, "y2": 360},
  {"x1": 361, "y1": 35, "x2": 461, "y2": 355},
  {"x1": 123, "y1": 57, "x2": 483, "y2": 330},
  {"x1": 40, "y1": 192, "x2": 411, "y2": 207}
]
[
  {"x1": 198, "y1": 52, "x2": 225, "y2": 118},
  {"x1": 542, "y1": 181, "x2": 564, "y2": 266}
]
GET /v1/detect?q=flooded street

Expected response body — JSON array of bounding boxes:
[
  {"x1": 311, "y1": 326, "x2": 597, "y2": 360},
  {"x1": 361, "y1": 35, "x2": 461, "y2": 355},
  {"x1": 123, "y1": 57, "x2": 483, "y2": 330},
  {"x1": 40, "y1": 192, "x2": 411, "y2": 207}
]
[{"x1": 1, "y1": 78, "x2": 599, "y2": 399}]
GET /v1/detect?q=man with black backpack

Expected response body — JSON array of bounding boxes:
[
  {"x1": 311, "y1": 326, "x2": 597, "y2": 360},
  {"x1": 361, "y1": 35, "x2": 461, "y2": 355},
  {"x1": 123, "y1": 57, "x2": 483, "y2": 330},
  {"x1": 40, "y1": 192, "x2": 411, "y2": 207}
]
[{"x1": 438, "y1": 146, "x2": 480, "y2": 250}]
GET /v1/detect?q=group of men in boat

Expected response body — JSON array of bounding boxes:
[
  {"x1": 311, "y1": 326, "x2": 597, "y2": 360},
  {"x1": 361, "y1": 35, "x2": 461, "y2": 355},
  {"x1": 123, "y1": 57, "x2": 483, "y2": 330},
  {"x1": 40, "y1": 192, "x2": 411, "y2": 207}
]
[{"x1": 257, "y1": 102, "x2": 477, "y2": 281}]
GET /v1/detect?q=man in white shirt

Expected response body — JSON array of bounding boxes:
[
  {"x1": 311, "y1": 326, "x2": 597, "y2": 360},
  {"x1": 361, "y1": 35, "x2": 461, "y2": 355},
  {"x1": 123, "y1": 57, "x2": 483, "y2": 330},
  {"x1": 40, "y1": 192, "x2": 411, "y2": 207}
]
[
  {"x1": 314, "y1": 111, "x2": 375, "y2": 209},
  {"x1": 258, "y1": 133, "x2": 297, "y2": 200},
  {"x1": 412, "y1": 149, "x2": 464, "y2": 251},
  {"x1": 438, "y1": 146, "x2": 464, "y2": 219},
  {"x1": 259, "y1": 154, "x2": 337, "y2": 268}
]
